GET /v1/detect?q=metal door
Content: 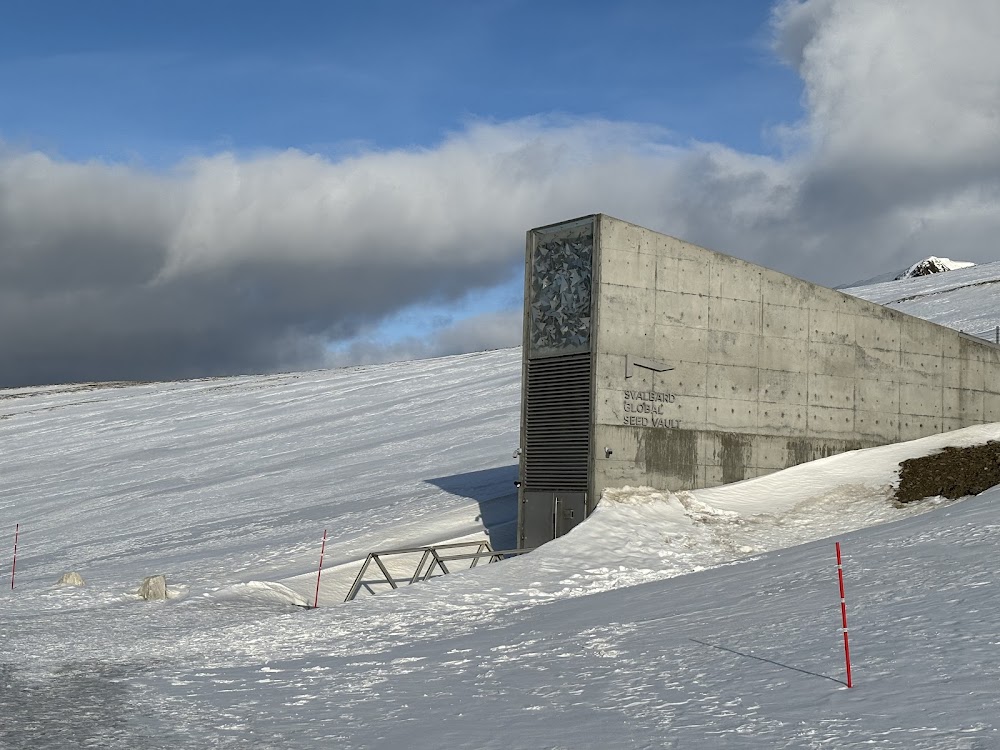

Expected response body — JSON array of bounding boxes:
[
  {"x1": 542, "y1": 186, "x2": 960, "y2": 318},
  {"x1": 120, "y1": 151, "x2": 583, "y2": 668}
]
[
  {"x1": 554, "y1": 491, "x2": 587, "y2": 538},
  {"x1": 521, "y1": 490, "x2": 587, "y2": 548}
]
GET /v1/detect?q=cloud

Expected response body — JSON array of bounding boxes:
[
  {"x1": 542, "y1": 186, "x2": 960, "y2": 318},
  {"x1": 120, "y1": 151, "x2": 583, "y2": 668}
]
[
  {"x1": 774, "y1": 0, "x2": 1000, "y2": 169},
  {"x1": 2, "y1": 0, "x2": 1000, "y2": 386},
  {"x1": 325, "y1": 309, "x2": 525, "y2": 370},
  {"x1": 767, "y1": 0, "x2": 1000, "y2": 277},
  {"x1": 0, "y1": 121, "x2": 703, "y2": 386}
]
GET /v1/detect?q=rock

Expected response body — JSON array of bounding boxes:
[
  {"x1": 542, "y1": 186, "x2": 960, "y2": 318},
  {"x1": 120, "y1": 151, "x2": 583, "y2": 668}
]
[
  {"x1": 895, "y1": 256, "x2": 974, "y2": 280},
  {"x1": 894, "y1": 441, "x2": 1000, "y2": 503},
  {"x1": 56, "y1": 571, "x2": 85, "y2": 586},
  {"x1": 138, "y1": 574, "x2": 168, "y2": 601}
]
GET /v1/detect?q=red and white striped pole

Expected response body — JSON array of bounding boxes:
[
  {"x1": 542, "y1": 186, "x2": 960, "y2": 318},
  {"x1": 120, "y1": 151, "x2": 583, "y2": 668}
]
[
  {"x1": 11, "y1": 523, "x2": 19, "y2": 590},
  {"x1": 313, "y1": 529, "x2": 328, "y2": 609},
  {"x1": 835, "y1": 541, "x2": 853, "y2": 688}
]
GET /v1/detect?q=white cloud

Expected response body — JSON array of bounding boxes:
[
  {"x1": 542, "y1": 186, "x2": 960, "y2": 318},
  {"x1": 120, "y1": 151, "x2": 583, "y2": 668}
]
[{"x1": 776, "y1": 0, "x2": 1000, "y2": 165}]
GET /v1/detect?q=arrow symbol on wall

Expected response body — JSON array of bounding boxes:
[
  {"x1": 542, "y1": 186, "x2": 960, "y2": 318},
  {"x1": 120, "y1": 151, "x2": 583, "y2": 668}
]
[{"x1": 625, "y1": 355, "x2": 674, "y2": 379}]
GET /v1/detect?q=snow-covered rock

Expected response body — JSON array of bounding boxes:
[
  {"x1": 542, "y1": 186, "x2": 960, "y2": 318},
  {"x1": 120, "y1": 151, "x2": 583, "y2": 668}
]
[
  {"x1": 895, "y1": 256, "x2": 975, "y2": 279},
  {"x1": 55, "y1": 571, "x2": 85, "y2": 586},
  {"x1": 137, "y1": 574, "x2": 167, "y2": 600}
]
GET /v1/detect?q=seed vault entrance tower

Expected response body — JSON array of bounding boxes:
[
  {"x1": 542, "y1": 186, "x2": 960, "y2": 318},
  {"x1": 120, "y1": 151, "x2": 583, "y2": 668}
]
[
  {"x1": 518, "y1": 217, "x2": 595, "y2": 549},
  {"x1": 517, "y1": 214, "x2": 1000, "y2": 549}
]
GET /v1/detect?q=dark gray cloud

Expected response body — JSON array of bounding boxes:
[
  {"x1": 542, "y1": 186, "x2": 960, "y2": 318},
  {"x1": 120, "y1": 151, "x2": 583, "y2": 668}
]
[{"x1": 3, "y1": 1, "x2": 1000, "y2": 386}]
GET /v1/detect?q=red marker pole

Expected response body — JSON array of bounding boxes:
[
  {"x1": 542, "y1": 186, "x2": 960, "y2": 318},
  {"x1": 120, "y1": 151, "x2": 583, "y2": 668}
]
[
  {"x1": 835, "y1": 542, "x2": 853, "y2": 688},
  {"x1": 11, "y1": 523, "x2": 19, "y2": 590},
  {"x1": 313, "y1": 529, "x2": 328, "y2": 609}
]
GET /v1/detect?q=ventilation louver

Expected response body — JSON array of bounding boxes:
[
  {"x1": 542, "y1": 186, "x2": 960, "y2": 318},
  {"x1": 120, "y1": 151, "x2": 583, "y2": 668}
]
[{"x1": 524, "y1": 352, "x2": 591, "y2": 491}]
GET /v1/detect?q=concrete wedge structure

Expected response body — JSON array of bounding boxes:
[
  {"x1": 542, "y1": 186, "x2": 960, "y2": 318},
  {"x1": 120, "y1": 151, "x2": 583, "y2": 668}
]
[{"x1": 517, "y1": 214, "x2": 1000, "y2": 548}]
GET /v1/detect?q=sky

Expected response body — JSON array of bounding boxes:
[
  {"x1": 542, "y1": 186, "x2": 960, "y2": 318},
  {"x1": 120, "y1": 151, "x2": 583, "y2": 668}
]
[{"x1": 2, "y1": 0, "x2": 999, "y2": 386}]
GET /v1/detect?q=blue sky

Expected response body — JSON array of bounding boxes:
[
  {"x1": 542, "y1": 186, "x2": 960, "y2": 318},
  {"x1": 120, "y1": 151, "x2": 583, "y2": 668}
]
[
  {"x1": 1, "y1": 1, "x2": 800, "y2": 163},
  {"x1": 3, "y1": 1, "x2": 999, "y2": 385}
]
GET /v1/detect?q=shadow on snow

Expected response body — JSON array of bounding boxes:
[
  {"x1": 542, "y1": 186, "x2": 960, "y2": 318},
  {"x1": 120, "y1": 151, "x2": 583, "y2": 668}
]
[{"x1": 425, "y1": 464, "x2": 519, "y2": 550}]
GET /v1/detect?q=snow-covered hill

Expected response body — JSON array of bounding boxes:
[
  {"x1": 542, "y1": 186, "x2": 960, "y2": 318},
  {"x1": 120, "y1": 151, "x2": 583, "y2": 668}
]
[
  {"x1": 841, "y1": 254, "x2": 976, "y2": 287},
  {"x1": 845, "y1": 258, "x2": 1000, "y2": 341},
  {"x1": 4, "y1": 266, "x2": 1000, "y2": 748}
]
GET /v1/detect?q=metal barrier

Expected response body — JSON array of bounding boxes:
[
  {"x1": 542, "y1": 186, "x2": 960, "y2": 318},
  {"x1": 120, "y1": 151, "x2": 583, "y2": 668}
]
[{"x1": 344, "y1": 541, "x2": 534, "y2": 602}]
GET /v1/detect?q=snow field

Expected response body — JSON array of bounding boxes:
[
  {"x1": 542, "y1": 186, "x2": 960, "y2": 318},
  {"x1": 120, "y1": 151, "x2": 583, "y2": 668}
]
[
  {"x1": 6, "y1": 259, "x2": 1000, "y2": 746},
  {"x1": 3, "y1": 364, "x2": 999, "y2": 747}
]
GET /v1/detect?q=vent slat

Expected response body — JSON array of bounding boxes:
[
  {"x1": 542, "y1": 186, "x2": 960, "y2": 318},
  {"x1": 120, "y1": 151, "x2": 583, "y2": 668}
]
[{"x1": 523, "y1": 352, "x2": 591, "y2": 491}]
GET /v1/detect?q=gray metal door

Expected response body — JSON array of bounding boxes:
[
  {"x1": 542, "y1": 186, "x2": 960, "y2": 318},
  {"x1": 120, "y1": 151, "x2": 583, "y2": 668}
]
[
  {"x1": 554, "y1": 491, "x2": 586, "y2": 538},
  {"x1": 521, "y1": 491, "x2": 554, "y2": 549},
  {"x1": 521, "y1": 490, "x2": 587, "y2": 548}
]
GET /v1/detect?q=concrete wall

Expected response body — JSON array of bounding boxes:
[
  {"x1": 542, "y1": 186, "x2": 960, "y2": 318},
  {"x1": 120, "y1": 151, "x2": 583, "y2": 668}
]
[{"x1": 590, "y1": 214, "x2": 1000, "y2": 500}]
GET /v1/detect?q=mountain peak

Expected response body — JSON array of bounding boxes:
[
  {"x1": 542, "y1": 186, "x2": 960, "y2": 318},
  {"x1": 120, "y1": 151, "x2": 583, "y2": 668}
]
[{"x1": 896, "y1": 256, "x2": 975, "y2": 280}]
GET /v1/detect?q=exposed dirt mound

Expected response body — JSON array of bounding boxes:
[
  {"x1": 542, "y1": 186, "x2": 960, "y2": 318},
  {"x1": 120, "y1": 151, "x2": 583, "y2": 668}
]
[{"x1": 895, "y1": 441, "x2": 1000, "y2": 504}]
